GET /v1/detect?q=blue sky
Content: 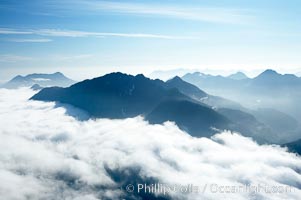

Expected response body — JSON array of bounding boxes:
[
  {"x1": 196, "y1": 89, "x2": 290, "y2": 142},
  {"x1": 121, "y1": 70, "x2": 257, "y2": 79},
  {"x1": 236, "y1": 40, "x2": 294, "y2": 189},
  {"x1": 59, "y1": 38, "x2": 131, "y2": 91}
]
[{"x1": 0, "y1": 0, "x2": 301, "y2": 81}]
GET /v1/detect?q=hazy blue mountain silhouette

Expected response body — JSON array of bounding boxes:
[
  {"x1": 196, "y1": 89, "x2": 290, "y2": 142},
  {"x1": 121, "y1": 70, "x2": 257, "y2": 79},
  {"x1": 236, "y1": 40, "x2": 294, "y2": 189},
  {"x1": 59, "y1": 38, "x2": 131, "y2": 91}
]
[
  {"x1": 228, "y1": 72, "x2": 249, "y2": 80},
  {"x1": 180, "y1": 70, "x2": 301, "y2": 143},
  {"x1": 247, "y1": 70, "x2": 301, "y2": 95},
  {"x1": 182, "y1": 72, "x2": 248, "y2": 91},
  {"x1": 251, "y1": 108, "x2": 298, "y2": 133},
  {"x1": 182, "y1": 69, "x2": 301, "y2": 122},
  {"x1": 237, "y1": 70, "x2": 301, "y2": 123},
  {"x1": 2, "y1": 72, "x2": 75, "y2": 89},
  {"x1": 182, "y1": 69, "x2": 301, "y2": 94},
  {"x1": 31, "y1": 72, "x2": 232, "y2": 137},
  {"x1": 252, "y1": 69, "x2": 300, "y2": 86}
]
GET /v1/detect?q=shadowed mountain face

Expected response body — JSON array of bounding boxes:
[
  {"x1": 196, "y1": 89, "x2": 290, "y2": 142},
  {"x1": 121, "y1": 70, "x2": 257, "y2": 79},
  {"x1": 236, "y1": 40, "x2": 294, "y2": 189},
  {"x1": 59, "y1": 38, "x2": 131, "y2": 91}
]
[
  {"x1": 250, "y1": 108, "x2": 300, "y2": 143},
  {"x1": 2, "y1": 72, "x2": 76, "y2": 89},
  {"x1": 251, "y1": 108, "x2": 298, "y2": 133},
  {"x1": 146, "y1": 100, "x2": 231, "y2": 137},
  {"x1": 217, "y1": 108, "x2": 272, "y2": 143},
  {"x1": 284, "y1": 139, "x2": 301, "y2": 155},
  {"x1": 31, "y1": 73, "x2": 232, "y2": 137}
]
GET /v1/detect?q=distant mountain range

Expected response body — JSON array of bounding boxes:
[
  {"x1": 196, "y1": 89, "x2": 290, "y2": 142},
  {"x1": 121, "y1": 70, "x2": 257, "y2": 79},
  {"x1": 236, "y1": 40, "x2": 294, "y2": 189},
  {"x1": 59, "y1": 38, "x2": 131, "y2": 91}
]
[
  {"x1": 182, "y1": 69, "x2": 301, "y2": 93},
  {"x1": 182, "y1": 72, "x2": 249, "y2": 94},
  {"x1": 182, "y1": 69, "x2": 301, "y2": 125},
  {"x1": 250, "y1": 70, "x2": 301, "y2": 93},
  {"x1": 1, "y1": 72, "x2": 76, "y2": 89},
  {"x1": 149, "y1": 69, "x2": 251, "y2": 81}
]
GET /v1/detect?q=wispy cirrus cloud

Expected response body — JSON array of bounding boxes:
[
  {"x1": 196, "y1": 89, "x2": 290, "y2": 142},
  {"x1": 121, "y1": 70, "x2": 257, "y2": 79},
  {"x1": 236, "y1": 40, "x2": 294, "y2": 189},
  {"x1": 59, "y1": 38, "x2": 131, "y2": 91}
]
[
  {"x1": 0, "y1": 28, "x2": 32, "y2": 35},
  {"x1": 5, "y1": 38, "x2": 53, "y2": 43},
  {"x1": 45, "y1": 0, "x2": 254, "y2": 24},
  {"x1": 0, "y1": 28, "x2": 195, "y2": 40},
  {"x1": 0, "y1": 1, "x2": 255, "y2": 25}
]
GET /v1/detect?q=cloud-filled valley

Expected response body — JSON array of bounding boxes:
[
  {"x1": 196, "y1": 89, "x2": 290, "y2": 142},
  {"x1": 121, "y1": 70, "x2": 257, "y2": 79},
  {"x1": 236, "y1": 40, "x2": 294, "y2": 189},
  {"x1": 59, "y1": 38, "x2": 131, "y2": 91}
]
[{"x1": 0, "y1": 88, "x2": 301, "y2": 200}]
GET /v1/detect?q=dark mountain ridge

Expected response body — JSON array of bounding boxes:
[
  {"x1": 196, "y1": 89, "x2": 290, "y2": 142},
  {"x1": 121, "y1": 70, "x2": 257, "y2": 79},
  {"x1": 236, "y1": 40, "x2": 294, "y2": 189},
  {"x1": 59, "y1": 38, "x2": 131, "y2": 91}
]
[{"x1": 31, "y1": 72, "x2": 232, "y2": 137}]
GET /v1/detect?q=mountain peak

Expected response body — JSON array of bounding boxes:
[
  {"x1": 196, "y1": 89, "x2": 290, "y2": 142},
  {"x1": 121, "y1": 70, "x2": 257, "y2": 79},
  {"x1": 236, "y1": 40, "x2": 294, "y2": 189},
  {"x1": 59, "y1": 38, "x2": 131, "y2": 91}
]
[
  {"x1": 260, "y1": 69, "x2": 279, "y2": 76},
  {"x1": 135, "y1": 74, "x2": 146, "y2": 79},
  {"x1": 228, "y1": 72, "x2": 248, "y2": 80},
  {"x1": 169, "y1": 76, "x2": 182, "y2": 82},
  {"x1": 252, "y1": 69, "x2": 301, "y2": 87},
  {"x1": 11, "y1": 75, "x2": 25, "y2": 81},
  {"x1": 53, "y1": 72, "x2": 64, "y2": 76}
]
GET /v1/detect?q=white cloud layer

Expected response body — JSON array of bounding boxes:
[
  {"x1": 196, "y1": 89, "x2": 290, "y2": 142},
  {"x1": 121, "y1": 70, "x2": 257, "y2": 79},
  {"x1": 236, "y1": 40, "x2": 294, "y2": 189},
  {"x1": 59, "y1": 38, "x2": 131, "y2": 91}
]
[{"x1": 0, "y1": 88, "x2": 301, "y2": 200}]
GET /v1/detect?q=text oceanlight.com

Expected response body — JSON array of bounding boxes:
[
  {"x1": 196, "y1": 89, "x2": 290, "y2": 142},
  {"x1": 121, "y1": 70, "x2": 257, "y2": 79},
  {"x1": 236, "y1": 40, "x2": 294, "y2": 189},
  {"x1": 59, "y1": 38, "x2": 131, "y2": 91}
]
[{"x1": 124, "y1": 183, "x2": 295, "y2": 195}]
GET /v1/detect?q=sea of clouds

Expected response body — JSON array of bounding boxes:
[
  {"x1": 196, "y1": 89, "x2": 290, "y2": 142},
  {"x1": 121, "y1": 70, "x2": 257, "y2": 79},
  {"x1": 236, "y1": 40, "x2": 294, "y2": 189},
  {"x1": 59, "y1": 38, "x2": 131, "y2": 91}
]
[{"x1": 0, "y1": 88, "x2": 301, "y2": 200}]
